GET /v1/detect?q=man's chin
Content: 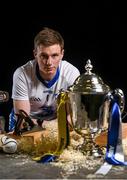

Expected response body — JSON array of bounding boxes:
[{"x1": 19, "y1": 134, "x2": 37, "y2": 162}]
[{"x1": 46, "y1": 71, "x2": 56, "y2": 80}]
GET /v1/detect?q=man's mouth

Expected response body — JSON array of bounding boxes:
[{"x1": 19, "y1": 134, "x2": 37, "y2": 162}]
[{"x1": 45, "y1": 67, "x2": 54, "y2": 72}]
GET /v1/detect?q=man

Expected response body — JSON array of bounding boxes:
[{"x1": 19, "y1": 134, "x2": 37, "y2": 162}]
[{"x1": 9, "y1": 27, "x2": 80, "y2": 132}]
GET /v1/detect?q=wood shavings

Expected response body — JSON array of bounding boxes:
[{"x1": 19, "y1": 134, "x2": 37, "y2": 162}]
[{"x1": 53, "y1": 147, "x2": 103, "y2": 177}]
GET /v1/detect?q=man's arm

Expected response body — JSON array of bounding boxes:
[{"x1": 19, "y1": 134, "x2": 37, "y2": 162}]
[{"x1": 13, "y1": 100, "x2": 30, "y2": 115}]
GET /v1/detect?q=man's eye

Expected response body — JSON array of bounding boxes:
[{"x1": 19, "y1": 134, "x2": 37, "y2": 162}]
[
  {"x1": 40, "y1": 54, "x2": 48, "y2": 59},
  {"x1": 52, "y1": 54, "x2": 58, "y2": 58}
]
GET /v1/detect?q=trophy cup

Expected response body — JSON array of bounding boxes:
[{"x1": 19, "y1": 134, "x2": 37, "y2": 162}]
[{"x1": 67, "y1": 59, "x2": 125, "y2": 156}]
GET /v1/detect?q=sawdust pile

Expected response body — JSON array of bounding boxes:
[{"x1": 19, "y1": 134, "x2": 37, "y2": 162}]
[
  {"x1": 52, "y1": 130, "x2": 103, "y2": 177},
  {"x1": 53, "y1": 147, "x2": 103, "y2": 178}
]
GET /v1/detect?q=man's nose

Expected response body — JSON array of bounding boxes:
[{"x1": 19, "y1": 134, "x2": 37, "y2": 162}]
[{"x1": 46, "y1": 56, "x2": 52, "y2": 65}]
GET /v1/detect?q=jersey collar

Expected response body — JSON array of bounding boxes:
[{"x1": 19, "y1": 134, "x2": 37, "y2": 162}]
[{"x1": 36, "y1": 64, "x2": 60, "y2": 88}]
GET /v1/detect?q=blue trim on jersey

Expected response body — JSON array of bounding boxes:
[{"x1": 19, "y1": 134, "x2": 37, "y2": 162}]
[
  {"x1": 36, "y1": 64, "x2": 60, "y2": 88},
  {"x1": 9, "y1": 109, "x2": 16, "y2": 132}
]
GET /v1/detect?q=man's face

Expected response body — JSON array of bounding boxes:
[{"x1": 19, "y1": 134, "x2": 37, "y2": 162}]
[{"x1": 34, "y1": 44, "x2": 64, "y2": 80}]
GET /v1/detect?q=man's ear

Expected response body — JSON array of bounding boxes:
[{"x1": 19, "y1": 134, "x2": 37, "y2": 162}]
[
  {"x1": 62, "y1": 49, "x2": 64, "y2": 55},
  {"x1": 61, "y1": 49, "x2": 64, "y2": 58},
  {"x1": 33, "y1": 49, "x2": 37, "y2": 58}
]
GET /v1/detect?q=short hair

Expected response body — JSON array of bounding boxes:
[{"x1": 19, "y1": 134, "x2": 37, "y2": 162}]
[{"x1": 34, "y1": 27, "x2": 64, "y2": 50}]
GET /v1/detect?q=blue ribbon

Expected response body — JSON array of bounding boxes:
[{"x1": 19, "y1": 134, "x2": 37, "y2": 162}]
[
  {"x1": 105, "y1": 102, "x2": 127, "y2": 165},
  {"x1": 36, "y1": 154, "x2": 58, "y2": 163}
]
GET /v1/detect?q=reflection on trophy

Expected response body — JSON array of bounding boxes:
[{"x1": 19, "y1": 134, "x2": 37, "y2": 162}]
[{"x1": 65, "y1": 59, "x2": 125, "y2": 156}]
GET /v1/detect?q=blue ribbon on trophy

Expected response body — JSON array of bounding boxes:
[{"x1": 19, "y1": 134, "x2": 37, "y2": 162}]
[
  {"x1": 96, "y1": 94, "x2": 127, "y2": 175},
  {"x1": 105, "y1": 101, "x2": 127, "y2": 165}
]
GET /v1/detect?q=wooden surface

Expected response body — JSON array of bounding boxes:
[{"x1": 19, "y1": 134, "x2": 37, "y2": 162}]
[
  {"x1": 122, "y1": 123, "x2": 127, "y2": 139},
  {"x1": 8, "y1": 123, "x2": 127, "y2": 142},
  {"x1": 7, "y1": 123, "x2": 127, "y2": 149},
  {"x1": 7, "y1": 129, "x2": 48, "y2": 144}
]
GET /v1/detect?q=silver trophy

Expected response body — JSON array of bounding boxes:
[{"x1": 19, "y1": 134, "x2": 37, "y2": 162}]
[{"x1": 67, "y1": 59, "x2": 125, "y2": 156}]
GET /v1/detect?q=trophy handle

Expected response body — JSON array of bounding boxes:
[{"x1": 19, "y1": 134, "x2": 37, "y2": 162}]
[
  {"x1": 99, "y1": 88, "x2": 125, "y2": 131},
  {"x1": 113, "y1": 88, "x2": 125, "y2": 113},
  {"x1": 105, "y1": 88, "x2": 125, "y2": 112}
]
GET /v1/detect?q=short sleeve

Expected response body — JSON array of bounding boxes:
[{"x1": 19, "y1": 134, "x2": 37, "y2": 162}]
[{"x1": 12, "y1": 67, "x2": 29, "y2": 100}]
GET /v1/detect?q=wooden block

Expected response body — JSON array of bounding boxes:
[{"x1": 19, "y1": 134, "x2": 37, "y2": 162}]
[
  {"x1": 22, "y1": 131, "x2": 44, "y2": 143},
  {"x1": 122, "y1": 123, "x2": 127, "y2": 139},
  {"x1": 95, "y1": 123, "x2": 127, "y2": 147},
  {"x1": 95, "y1": 131, "x2": 107, "y2": 147}
]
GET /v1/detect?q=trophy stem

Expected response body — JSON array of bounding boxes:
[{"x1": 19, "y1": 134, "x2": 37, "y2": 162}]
[{"x1": 76, "y1": 128, "x2": 104, "y2": 157}]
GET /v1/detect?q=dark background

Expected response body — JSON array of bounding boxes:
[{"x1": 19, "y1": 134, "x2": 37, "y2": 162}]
[{"x1": 0, "y1": 1, "x2": 127, "y2": 129}]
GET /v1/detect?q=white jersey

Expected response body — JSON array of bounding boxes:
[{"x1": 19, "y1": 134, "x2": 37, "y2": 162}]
[{"x1": 12, "y1": 59, "x2": 80, "y2": 120}]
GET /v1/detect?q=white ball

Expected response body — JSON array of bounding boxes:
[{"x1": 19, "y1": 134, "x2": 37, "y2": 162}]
[{"x1": 1, "y1": 135, "x2": 17, "y2": 154}]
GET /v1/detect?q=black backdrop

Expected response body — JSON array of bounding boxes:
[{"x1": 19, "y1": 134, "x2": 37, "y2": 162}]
[{"x1": 0, "y1": 1, "x2": 127, "y2": 129}]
